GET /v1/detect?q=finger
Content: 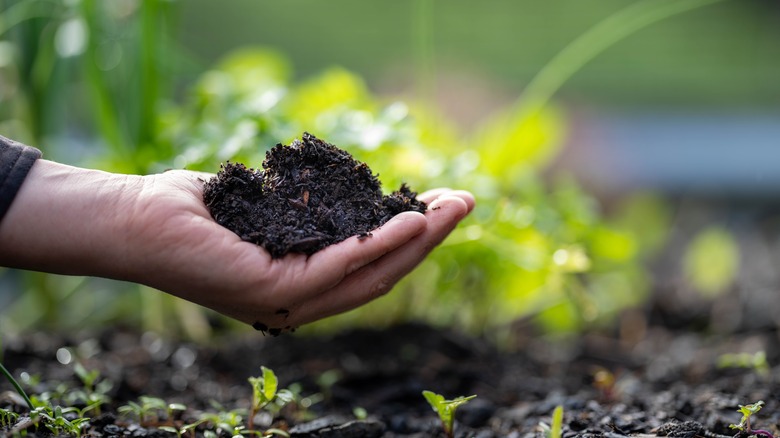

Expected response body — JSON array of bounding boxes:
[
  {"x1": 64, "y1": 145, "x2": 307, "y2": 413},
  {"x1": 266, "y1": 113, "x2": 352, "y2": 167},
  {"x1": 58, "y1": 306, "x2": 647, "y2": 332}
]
[
  {"x1": 291, "y1": 195, "x2": 471, "y2": 325},
  {"x1": 436, "y1": 190, "x2": 475, "y2": 214},
  {"x1": 158, "y1": 169, "x2": 217, "y2": 196},
  {"x1": 418, "y1": 188, "x2": 476, "y2": 214},
  {"x1": 295, "y1": 210, "x2": 428, "y2": 297}
]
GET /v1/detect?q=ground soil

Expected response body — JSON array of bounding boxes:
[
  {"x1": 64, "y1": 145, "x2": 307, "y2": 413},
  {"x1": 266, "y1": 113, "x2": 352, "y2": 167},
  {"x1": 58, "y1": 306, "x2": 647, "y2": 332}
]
[
  {"x1": 203, "y1": 133, "x2": 427, "y2": 258},
  {"x1": 3, "y1": 320, "x2": 780, "y2": 437},
  {"x1": 4, "y1": 152, "x2": 780, "y2": 437}
]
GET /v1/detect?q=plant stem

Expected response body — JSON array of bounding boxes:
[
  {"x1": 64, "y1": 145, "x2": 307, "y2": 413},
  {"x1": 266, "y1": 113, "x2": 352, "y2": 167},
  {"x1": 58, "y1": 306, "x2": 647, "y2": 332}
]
[
  {"x1": 414, "y1": 0, "x2": 435, "y2": 108},
  {"x1": 752, "y1": 430, "x2": 774, "y2": 438},
  {"x1": 515, "y1": 0, "x2": 732, "y2": 120},
  {"x1": 0, "y1": 362, "x2": 35, "y2": 410}
]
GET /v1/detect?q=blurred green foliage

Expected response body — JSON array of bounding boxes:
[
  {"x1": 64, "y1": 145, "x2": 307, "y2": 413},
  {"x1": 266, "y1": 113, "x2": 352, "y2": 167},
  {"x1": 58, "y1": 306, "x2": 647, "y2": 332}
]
[
  {"x1": 154, "y1": 46, "x2": 654, "y2": 337},
  {"x1": 181, "y1": 0, "x2": 780, "y2": 108},
  {"x1": 0, "y1": 0, "x2": 703, "y2": 340},
  {"x1": 683, "y1": 226, "x2": 740, "y2": 297}
]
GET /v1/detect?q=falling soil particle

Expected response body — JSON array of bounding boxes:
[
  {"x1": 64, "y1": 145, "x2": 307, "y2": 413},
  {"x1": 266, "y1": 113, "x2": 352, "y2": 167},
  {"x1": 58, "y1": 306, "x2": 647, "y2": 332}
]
[{"x1": 203, "y1": 133, "x2": 427, "y2": 258}]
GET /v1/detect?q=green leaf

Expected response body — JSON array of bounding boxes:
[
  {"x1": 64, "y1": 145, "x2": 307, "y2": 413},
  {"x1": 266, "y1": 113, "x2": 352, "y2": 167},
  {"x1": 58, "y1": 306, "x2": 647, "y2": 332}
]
[
  {"x1": 739, "y1": 400, "x2": 764, "y2": 416},
  {"x1": 730, "y1": 400, "x2": 764, "y2": 431},
  {"x1": 275, "y1": 389, "x2": 295, "y2": 405},
  {"x1": 140, "y1": 395, "x2": 168, "y2": 411},
  {"x1": 262, "y1": 366, "x2": 278, "y2": 402},
  {"x1": 550, "y1": 405, "x2": 564, "y2": 438},
  {"x1": 353, "y1": 406, "x2": 368, "y2": 420},
  {"x1": 422, "y1": 390, "x2": 445, "y2": 412},
  {"x1": 73, "y1": 361, "x2": 100, "y2": 388},
  {"x1": 264, "y1": 428, "x2": 291, "y2": 437},
  {"x1": 422, "y1": 390, "x2": 476, "y2": 435},
  {"x1": 168, "y1": 403, "x2": 187, "y2": 412},
  {"x1": 249, "y1": 366, "x2": 283, "y2": 411}
]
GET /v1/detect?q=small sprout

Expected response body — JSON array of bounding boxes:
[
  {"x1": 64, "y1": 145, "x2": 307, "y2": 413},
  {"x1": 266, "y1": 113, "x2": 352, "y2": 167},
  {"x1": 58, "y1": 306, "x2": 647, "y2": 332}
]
[
  {"x1": 730, "y1": 401, "x2": 774, "y2": 438},
  {"x1": 539, "y1": 405, "x2": 564, "y2": 438},
  {"x1": 422, "y1": 390, "x2": 476, "y2": 438},
  {"x1": 353, "y1": 406, "x2": 368, "y2": 420},
  {"x1": 118, "y1": 395, "x2": 186, "y2": 426},
  {"x1": 158, "y1": 425, "x2": 182, "y2": 437},
  {"x1": 196, "y1": 404, "x2": 248, "y2": 435},
  {"x1": 731, "y1": 400, "x2": 763, "y2": 431},
  {"x1": 247, "y1": 366, "x2": 295, "y2": 431},
  {"x1": 550, "y1": 405, "x2": 564, "y2": 438},
  {"x1": 69, "y1": 362, "x2": 113, "y2": 415},
  {"x1": 73, "y1": 362, "x2": 99, "y2": 390},
  {"x1": 0, "y1": 407, "x2": 20, "y2": 428},
  {"x1": 717, "y1": 351, "x2": 770, "y2": 378},
  {"x1": 30, "y1": 403, "x2": 90, "y2": 437}
]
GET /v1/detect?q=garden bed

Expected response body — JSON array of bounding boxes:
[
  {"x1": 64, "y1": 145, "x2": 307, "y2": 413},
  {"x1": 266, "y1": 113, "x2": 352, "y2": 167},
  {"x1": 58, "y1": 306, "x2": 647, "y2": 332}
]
[{"x1": 2, "y1": 320, "x2": 778, "y2": 437}]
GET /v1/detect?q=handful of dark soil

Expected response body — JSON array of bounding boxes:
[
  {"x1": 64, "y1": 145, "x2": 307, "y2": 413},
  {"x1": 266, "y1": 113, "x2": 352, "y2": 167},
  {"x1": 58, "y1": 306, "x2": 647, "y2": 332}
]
[{"x1": 203, "y1": 133, "x2": 427, "y2": 258}]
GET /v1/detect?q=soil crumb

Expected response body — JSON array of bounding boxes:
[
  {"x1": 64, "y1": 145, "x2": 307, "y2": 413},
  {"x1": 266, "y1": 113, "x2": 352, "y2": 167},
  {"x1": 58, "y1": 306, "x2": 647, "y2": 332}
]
[{"x1": 203, "y1": 132, "x2": 427, "y2": 258}]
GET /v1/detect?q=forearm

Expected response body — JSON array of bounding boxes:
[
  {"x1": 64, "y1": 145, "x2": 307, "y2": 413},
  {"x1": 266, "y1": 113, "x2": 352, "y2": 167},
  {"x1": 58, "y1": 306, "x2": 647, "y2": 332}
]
[{"x1": 0, "y1": 159, "x2": 142, "y2": 278}]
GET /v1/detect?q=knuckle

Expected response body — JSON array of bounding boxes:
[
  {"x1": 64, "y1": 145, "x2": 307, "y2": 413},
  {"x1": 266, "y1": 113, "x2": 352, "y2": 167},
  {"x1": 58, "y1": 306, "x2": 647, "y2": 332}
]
[{"x1": 368, "y1": 274, "x2": 395, "y2": 299}]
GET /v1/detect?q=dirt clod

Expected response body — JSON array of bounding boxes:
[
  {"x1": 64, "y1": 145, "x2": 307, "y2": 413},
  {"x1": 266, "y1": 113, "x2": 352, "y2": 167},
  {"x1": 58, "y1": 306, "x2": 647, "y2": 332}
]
[
  {"x1": 655, "y1": 421, "x2": 705, "y2": 438},
  {"x1": 203, "y1": 132, "x2": 427, "y2": 258}
]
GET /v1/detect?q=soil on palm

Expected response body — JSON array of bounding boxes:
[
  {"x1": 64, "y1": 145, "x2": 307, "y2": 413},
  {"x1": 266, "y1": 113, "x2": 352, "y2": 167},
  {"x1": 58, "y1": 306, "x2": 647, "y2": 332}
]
[{"x1": 203, "y1": 133, "x2": 427, "y2": 258}]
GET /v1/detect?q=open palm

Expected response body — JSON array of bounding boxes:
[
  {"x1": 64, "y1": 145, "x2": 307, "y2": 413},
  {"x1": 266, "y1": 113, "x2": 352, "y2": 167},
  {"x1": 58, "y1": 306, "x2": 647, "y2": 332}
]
[{"x1": 129, "y1": 170, "x2": 475, "y2": 332}]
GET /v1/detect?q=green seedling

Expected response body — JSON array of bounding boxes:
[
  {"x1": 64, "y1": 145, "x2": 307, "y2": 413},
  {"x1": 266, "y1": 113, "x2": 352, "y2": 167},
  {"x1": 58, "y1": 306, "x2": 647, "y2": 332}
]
[
  {"x1": 717, "y1": 351, "x2": 770, "y2": 378},
  {"x1": 422, "y1": 390, "x2": 476, "y2": 438},
  {"x1": 67, "y1": 362, "x2": 113, "y2": 416},
  {"x1": 0, "y1": 384, "x2": 92, "y2": 438},
  {"x1": 159, "y1": 425, "x2": 184, "y2": 437},
  {"x1": 118, "y1": 395, "x2": 186, "y2": 426},
  {"x1": 730, "y1": 401, "x2": 773, "y2": 438},
  {"x1": 0, "y1": 407, "x2": 20, "y2": 428},
  {"x1": 30, "y1": 403, "x2": 90, "y2": 437},
  {"x1": 195, "y1": 406, "x2": 247, "y2": 436},
  {"x1": 247, "y1": 367, "x2": 294, "y2": 431},
  {"x1": 539, "y1": 405, "x2": 564, "y2": 438},
  {"x1": 353, "y1": 406, "x2": 368, "y2": 420},
  {"x1": 192, "y1": 408, "x2": 290, "y2": 437}
]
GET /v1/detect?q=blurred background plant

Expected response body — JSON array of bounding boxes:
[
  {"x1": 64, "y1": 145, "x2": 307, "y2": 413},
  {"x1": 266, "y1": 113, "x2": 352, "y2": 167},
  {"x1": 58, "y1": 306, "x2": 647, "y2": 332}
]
[{"x1": 1, "y1": 0, "x2": 776, "y2": 344}]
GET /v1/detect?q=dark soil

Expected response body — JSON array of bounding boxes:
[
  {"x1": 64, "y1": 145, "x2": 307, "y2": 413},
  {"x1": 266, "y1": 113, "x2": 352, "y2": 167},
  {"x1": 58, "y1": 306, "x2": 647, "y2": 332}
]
[
  {"x1": 203, "y1": 133, "x2": 427, "y2": 258},
  {"x1": 3, "y1": 322, "x2": 780, "y2": 437}
]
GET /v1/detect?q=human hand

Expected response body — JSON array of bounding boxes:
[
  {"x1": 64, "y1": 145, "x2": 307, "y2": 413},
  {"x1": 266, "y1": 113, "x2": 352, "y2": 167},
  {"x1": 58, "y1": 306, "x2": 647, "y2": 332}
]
[
  {"x1": 126, "y1": 170, "x2": 474, "y2": 333},
  {"x1": 0, "y1": 160, "x2": 474, "y2": 332}
]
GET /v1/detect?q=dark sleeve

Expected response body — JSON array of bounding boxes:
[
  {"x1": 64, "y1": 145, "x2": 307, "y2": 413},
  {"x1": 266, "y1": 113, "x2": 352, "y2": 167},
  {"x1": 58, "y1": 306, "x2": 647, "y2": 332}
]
[{"x1": 0, "y1": 135, "x2": 42, "y2": 223}]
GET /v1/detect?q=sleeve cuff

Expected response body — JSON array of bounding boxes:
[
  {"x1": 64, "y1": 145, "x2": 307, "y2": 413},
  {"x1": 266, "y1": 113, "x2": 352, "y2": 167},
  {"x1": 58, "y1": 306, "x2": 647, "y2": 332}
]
[{"x1": 0, "y1": 135, "x2": 42, "y2": 223}]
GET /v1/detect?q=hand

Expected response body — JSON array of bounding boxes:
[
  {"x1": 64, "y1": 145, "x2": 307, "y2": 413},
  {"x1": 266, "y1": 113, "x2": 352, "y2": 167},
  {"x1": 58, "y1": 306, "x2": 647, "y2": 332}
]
[
  {"x1": 129, "y1": 170, "x2": 475, "y2": 333},
  {"x1": 0, "y1": 160, "x2": 475, "y2": 332}
]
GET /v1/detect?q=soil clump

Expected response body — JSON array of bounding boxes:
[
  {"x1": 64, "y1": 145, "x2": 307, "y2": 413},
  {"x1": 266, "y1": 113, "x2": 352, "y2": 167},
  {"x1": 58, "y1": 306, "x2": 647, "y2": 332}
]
[{"x1": 203, "y1": 133, "x2": 427, "y2": 258}]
